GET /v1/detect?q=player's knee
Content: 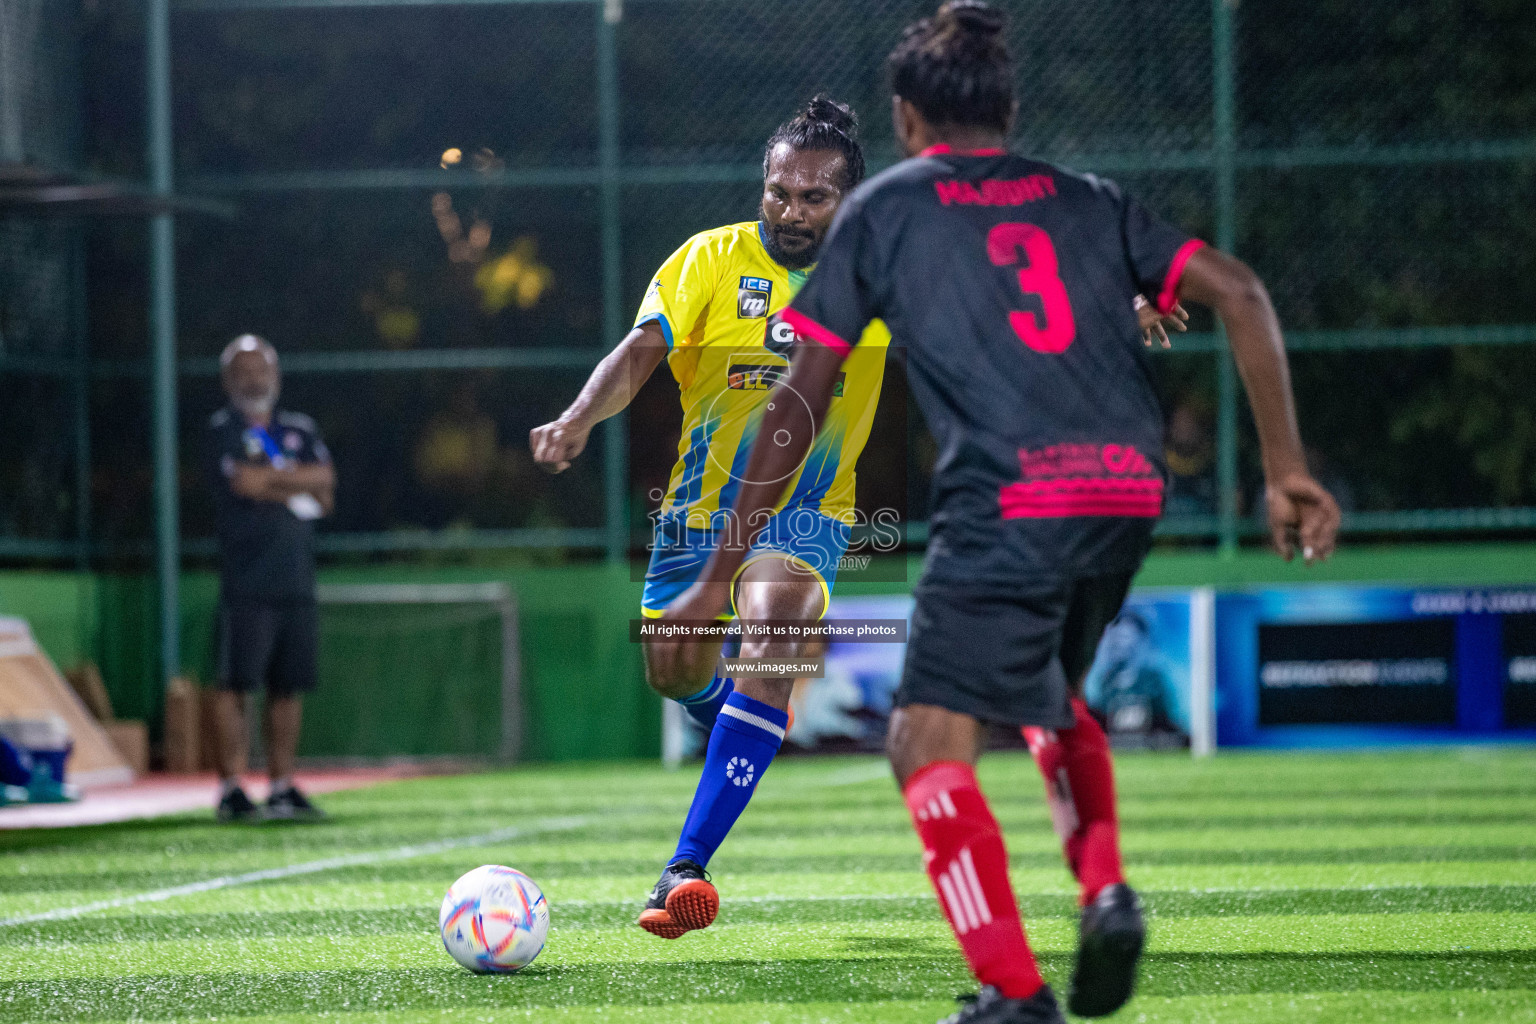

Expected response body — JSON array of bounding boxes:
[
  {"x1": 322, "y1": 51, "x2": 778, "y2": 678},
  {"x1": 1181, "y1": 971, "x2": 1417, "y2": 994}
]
[
  {"x1": 885, "y1": 711, "x2": 924, "y2": 786},
  {"x1": 642, "y1": 657, "x2": 710, "y2": 701},
  {"x1": 733, "y1": 676, "x2": 794, "y2": 710},
  {"x1": 887, "y1": 745, "x2": 927, "y2": 790},
  {"x1": 736, "y1": 638, "x2": 787, "y2": 661},
  {"x1": 886, "y1": 705, "x2": 980, "y2": 787}
]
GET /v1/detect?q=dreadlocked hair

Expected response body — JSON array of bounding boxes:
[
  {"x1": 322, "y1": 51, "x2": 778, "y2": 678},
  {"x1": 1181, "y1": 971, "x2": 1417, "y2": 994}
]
[
  {"x1": 888, "y1": 0, "x2": 1014, "y2": 132},
  {"x1": 762, "y1": 94, "x2": 866, "y2": 192}
]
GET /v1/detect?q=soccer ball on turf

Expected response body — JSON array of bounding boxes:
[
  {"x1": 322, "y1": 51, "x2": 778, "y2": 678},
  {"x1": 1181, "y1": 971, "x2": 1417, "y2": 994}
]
[{"x1": 439, "y1": 864, "x2": 549, "y2": 973}]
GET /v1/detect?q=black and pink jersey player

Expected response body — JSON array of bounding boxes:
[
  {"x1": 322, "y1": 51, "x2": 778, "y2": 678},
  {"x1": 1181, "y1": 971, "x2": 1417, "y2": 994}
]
[
  {"x1": 785, "y1": 146, "x2": 1203, "y2": 593},
  {"x1": 654, "y1": 5, "x2": 1340, "y2": 1021}
]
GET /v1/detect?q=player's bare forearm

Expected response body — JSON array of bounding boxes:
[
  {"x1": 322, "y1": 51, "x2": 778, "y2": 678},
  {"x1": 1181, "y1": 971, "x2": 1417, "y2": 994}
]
[
  {"x1": 564, "y1": 324, "x2": 668, "y2": 429},
  {"x1": 1176, "y1": 247, "x2": 1305, "y2": 480},
  {"x1": 231, "y1": 463, "x2": 334, "y2": 503},
  {"x1": 697, "y1": 345, "x2": 844, "y2": 587},
  {"x1": 282, "y1": 463, "x2": 335, "y2": 493},
  {"x1": 531, "y1": 323, "x2": 667, "y2": 472},
  {"x1": 1177, "y1": 246, "x2": 1340, "y2": 561}
]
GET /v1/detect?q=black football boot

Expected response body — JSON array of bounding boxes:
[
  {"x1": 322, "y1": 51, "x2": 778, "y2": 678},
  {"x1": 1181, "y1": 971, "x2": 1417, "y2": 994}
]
[
  {"x1": 636, "y1": 859, "x2": 719, "y2": 939},
  {"x1": 938, "y1": 984, "x2": 1066, "y2": 1024},
  {"x1": 1068, "y1": 883, "x2": 1146, "y2": 1017}
]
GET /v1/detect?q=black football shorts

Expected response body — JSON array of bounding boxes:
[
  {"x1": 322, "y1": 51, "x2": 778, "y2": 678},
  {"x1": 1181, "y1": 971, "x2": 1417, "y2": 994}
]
[
  {"x1": 895, "y1": 572, "x2": 1136, "y2": 729},
  {"x1": 214, "y1": 598, "x2": 319, "y2": 696}
]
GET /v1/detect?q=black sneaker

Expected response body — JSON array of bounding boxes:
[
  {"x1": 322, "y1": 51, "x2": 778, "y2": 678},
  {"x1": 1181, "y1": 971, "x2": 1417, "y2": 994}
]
[
  {"x1": 216, "y1": 785, "x2": 261, "y2": 823},
  {"x1": 1069, "y1": 883, "x2": 1146, "y2": 1017},
  {"x1": 939, "y1": 984, "x2": 1065, "y2": 1024},
  {"x1": 636, "y1": 859, "x2": 718, "y2": 939},
  {"x1": 265, "y1": 784, "x2": 325, "y2": 822}
]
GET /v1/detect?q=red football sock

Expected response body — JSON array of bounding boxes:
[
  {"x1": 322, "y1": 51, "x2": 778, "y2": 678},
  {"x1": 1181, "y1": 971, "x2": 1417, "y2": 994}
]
[
  {"x1": 1024, "y1": 698, "x2": 1125, "y2": 906},
  {"x1": 904, "y1": 761, "x2": 1044, "y2": 999}
]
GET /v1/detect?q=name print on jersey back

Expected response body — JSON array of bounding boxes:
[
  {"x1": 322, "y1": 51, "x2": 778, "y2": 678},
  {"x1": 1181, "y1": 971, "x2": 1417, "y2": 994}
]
[{"x1": 934, "y1": 174, "x2": 1056, "y2": 207}]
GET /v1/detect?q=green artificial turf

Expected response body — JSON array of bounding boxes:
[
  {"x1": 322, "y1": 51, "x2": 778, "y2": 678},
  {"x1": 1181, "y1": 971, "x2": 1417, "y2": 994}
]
[{"x1": 1, "y1": 747, "x2": 1533, "y2": 1023}]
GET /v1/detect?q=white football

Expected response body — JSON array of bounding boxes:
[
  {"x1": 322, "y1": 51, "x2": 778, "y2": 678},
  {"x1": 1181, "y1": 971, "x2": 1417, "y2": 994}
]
[{"x1": 439, "y1": 864, "x2": 549, "y2": 973}]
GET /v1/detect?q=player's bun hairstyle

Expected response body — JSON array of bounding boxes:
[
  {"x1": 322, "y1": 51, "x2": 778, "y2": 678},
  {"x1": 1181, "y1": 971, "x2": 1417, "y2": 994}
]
[
  {"x1": 762, "y1": 94, "x2": 866, "y2": 192},
  {"x1": 888, "y1": 0, "x2": 1014, "y2": 133}
]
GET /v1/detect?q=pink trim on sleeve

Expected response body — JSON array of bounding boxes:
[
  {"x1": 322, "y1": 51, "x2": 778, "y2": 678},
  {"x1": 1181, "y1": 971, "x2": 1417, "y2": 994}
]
[
  {"x1": 781, "y1": 307, "x2": 853, "y2": 358},
  {"x1": 1156, "y1": 239, "x2": 1206, "y2": 314},
  {"x1": 918, "y1": 144, "x2": 1007, "y2": 158}
]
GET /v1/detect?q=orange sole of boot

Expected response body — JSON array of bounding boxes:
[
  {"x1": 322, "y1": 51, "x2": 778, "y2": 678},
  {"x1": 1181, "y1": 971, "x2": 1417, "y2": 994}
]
[{"x1": 636, "y1": 878, "x2": 719, "y2": 939}]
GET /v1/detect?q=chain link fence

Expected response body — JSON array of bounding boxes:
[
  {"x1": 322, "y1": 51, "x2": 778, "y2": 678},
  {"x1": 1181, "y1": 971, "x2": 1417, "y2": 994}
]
[
  {"x1": 0, "y1": 0, "x2": 85, "y2": 551},
  {"x1": 4, "y1": 0, "x2": 1536, "y2": 561}
]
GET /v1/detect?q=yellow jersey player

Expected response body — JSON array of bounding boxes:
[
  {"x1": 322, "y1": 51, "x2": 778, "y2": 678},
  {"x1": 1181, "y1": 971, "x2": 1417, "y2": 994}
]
[{"x1": 532, "y1": 96, "x2": 887, "y2": 939}]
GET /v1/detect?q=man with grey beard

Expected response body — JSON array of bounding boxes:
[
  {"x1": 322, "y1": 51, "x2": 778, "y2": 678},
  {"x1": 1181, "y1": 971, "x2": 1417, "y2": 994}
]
[{"x1": 206, "y1": 335, "x2": 334, "y2": 822}]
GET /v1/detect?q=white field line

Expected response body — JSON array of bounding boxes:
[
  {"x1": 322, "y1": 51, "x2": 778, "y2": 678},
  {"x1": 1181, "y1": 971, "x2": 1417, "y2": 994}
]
[
  {"x1": 561, "y1": 880, "x2": 1492, "y2": 908},
  {"x1": 559, "y1": 892, "x2": 926, "y2": 908},
  {"x1": 797, "y1": 761, "x2": 892, "y2": 789},
  {"x1": 555, "y1": 879, "x2": 1518, "y2": 914},
  {"x1": 13, "y1": 877, "x2": 1481, "y2": 932},
  {"x1": 0, "y1": 757, "x2": 897, "y2": 931},
  {"x1": 0, "y1": 815, "x2": 591, "y2": 929}
]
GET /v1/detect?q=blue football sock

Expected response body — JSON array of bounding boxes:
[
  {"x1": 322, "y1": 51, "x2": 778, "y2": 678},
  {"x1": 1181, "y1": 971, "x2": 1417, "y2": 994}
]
[
  {"x1": 672, "y1": 691, "x2": 787, "y2": 868},
  {"x1": 675, "y1": 673, "x2": 735, "y2": 730}
]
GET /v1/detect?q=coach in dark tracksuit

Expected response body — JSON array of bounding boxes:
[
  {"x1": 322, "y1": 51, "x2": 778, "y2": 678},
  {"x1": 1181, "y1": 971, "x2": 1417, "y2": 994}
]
[{"x1": 207, "y1": 334, "x2": 334, "y2": 822}]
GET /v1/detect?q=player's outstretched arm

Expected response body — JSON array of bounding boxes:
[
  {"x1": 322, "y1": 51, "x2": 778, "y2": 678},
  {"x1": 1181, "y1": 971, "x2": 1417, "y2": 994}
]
[
  {"x1": 529, "y1": 322, "x2": 668, "y2": 473},
  {"x1": 1176, "y1": 247, "x2": 1341, "y2": 563}
]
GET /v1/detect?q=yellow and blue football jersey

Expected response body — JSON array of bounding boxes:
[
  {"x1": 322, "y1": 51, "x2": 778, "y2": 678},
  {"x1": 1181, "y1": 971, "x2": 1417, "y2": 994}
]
[{"x1": 634, "y1": 221, "x2": 889, "y2": 527}]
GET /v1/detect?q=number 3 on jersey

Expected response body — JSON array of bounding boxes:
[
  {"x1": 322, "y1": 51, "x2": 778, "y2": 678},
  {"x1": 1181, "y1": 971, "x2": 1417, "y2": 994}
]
[{"x1": 987, "y1": 222, "x2": 1076, "y2": 354}]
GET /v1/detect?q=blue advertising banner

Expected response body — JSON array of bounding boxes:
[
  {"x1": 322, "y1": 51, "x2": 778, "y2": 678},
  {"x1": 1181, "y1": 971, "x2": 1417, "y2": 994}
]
[
  {"x1": 788, "y1": 595, "x2": 911, "y2": 753},
  {"x1": 1215, "y1": 586, "x2": 1536, "y2": 747},
  {"x1": 661, "y1": 583, "x2": 1536, "y2": 762},
  {"x1": 793, "y1": 590, "x2": 1207, "y2": 753},
  {"x1": 1082, "y1": 590, "x2": 1198, "y2": 749}
]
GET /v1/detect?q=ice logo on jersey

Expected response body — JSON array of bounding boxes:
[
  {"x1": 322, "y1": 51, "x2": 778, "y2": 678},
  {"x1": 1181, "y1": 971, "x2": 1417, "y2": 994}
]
[
  {"x1": 764, "y1": 311, "x2": 796, "y2": 358},
  {"x1": 737, "y1": 276, "x2": 772, "y2": 319},
  {"x1": 726, "y1": 756, "x2": 755, "y2": 787}
]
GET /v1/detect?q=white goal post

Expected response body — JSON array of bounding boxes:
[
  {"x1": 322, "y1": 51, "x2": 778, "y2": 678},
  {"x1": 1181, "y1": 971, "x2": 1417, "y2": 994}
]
[
  {"x1": 1189, "y1": 586, "x2": 1217, "y2": 758},
  {"x1": 315, "y1": 583, "x2": 522, "y2": 762}
]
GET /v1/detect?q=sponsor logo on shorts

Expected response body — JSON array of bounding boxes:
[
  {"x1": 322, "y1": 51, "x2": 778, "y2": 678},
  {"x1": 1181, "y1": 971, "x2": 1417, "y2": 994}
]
[{"x1": 738, "y1": 276, "x2": 772, "y2": 319}]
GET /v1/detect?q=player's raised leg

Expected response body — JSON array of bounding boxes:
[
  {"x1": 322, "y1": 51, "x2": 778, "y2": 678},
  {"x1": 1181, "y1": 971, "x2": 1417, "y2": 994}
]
[
  {"x1": 637, "y1": 553, "x2": 821, "y2": 938},
  {"x1": 889, "y1": 704, "x2": 1065, "y2": 1024},
  {"x1": 1021, "y1": 574, "x2": 1144, "y2": 1017}
]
